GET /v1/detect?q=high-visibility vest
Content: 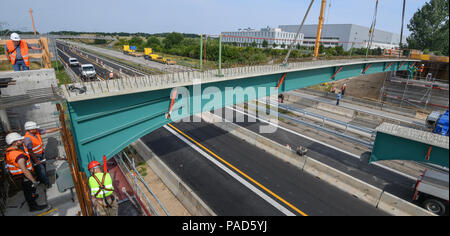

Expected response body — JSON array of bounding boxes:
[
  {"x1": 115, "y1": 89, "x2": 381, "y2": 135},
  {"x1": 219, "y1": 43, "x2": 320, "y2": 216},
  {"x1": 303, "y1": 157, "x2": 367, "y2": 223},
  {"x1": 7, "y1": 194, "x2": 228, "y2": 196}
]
[
  {"x1": 6, "y1": 40, "x2": 30, "y2": 67},
  {"x1": 23, "y1": 131, "x2": 44, "y2": 155},
  {"x1": 88, "y1": 172, "x2": 114, "y2": 199},
  {"x1": 5, "y1": 147, "x2": 34, "y2": 176}
]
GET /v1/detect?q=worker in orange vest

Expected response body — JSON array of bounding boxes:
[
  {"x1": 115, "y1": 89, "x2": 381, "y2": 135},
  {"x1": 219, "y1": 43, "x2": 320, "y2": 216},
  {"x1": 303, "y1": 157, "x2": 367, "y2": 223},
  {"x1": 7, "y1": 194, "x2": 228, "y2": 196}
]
[
  {"x1": 5, "y1": 132, "x2": 49, "y2": 212},
  {"x1": 23, "y1": 121, "x2": 61, "y2": 189},
  {"x1": 4, "y1": 33, "x2": 41, "y2": 71},
  {"x1": 341, "y1": 83, "x2": 347, "y2": 96}
]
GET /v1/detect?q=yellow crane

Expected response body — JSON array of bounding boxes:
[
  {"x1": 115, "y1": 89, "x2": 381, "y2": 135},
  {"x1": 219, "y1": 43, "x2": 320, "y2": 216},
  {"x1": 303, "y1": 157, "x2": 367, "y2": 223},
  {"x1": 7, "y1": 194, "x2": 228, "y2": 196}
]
[{"x1": 313, "y1": 0, "x2": 327, "y2": 60}]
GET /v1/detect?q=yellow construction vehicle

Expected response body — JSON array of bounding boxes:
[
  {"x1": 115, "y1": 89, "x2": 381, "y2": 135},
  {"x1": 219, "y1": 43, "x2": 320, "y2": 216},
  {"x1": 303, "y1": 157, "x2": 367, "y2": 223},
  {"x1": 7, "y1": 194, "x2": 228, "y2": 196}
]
[
  {"x1": 123, "y1": 45, "x2": 138, "y2": 57},
  {"x1": 163, "y1": 58, "x2": 176, "y2": 65}
]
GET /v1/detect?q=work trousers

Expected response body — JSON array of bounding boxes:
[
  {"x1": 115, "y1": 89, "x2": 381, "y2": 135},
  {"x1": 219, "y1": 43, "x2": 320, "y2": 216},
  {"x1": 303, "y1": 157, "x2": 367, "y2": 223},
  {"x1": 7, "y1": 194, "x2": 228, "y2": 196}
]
[
  {"x1": 94, "y1": 196, "x2": 118, "y2": 216},
  {"x1": 12, "y1": 60, "x2": 29, "y2": 71},
  {"x1": 34, "y1": 162, "x2": 50, "y2": 186},
  {"x1": 13, "y1": 175, "x2": 39, "y2": 208}
]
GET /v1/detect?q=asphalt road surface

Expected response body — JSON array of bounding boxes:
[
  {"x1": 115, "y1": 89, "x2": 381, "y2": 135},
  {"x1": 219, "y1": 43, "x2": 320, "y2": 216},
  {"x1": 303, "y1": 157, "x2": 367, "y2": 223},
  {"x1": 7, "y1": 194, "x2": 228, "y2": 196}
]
[{"x1": 141, "y1": 120, "x2": 389, "y2": 216}]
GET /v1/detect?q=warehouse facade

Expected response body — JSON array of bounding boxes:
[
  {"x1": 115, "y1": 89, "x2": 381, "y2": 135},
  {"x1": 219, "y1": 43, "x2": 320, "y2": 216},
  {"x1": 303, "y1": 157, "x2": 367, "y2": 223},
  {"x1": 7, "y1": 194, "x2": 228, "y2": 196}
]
[
  {"x1": 221, "y1": 27, "x2": 304, "y2": 49},
  {"x1": 279, "y1": 24, "x2": 400, "y2": 51}
]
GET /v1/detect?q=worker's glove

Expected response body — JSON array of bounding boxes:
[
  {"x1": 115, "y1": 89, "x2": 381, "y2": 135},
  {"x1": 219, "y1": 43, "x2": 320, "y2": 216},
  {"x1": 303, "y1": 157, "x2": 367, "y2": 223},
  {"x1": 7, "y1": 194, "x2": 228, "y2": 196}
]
[{"x1": 31, "y1": 181, "x2": 40, "y2": 188}]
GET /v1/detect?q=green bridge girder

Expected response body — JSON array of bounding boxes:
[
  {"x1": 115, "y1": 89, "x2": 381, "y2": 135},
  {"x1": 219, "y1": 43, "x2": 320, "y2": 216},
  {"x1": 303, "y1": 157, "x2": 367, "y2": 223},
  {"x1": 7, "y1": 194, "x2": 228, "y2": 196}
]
[
  {"x1": 63, "y1": 59, "x2": 417, "y2": 173},
  {"x1": 370, "y1": 123, "x2": 449, "y2": 168}
]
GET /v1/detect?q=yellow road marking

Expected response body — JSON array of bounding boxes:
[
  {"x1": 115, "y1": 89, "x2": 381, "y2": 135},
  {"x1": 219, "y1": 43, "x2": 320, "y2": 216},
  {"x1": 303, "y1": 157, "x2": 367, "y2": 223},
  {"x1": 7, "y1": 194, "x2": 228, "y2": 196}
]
[
  {"x1": 37, "y1": 207, "x2": 57, "y2": 216},
  {"x1": 167, "y1": 123, "x2": 308, "y2": 216}
]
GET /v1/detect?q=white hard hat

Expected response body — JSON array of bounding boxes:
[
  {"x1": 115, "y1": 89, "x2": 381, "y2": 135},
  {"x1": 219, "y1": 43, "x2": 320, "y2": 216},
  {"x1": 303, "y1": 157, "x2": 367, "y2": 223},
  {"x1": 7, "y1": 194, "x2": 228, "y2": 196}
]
[
  {"x1": 10, "y1": 33, "x2": 20, "y2": 41},
  {"x1": 24, "y1": 121, "x2": 39, "y2": 130},
  {"x1": 5, "y1": 132, "x2": 24, "y2": 146}
]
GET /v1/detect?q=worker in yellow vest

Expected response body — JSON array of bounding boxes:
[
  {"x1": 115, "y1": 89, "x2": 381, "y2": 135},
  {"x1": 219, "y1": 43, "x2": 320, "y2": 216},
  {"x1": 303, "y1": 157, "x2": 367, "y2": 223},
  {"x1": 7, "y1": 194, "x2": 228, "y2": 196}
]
[
  {"x1": 4, "y1": 33, "x2": 41, "y2": 71},
  {"x1": 5, "y1": 132, "x2": 49, "y2": 212},
  {"x1": 23, "y1": 121, "x2": 61, "y2": 189},
  {"x1": 88, "y1": 160, "x2": 118, "y2": 216}
]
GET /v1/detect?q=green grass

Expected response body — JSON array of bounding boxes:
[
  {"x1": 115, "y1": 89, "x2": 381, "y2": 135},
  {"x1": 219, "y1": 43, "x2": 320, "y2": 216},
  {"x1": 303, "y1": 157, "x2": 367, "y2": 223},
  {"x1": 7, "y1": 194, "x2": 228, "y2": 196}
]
[{"x1": 52, "y1": 61, "x2": 72, "y2": 85}]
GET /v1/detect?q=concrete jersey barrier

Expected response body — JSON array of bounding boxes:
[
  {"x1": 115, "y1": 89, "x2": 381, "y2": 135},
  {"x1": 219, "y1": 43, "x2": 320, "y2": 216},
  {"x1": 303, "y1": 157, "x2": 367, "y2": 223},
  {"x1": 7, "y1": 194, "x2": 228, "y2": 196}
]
[{"x1": 200, "y1": 111, "x2": 435, "y2": 216}]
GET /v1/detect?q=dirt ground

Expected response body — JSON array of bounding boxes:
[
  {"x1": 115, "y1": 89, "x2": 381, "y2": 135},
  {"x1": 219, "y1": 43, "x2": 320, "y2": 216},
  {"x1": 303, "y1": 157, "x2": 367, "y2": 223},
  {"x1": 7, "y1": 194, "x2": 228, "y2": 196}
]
[{"x1": 311, "y1": 72, "x2": 388, "y2": 100}]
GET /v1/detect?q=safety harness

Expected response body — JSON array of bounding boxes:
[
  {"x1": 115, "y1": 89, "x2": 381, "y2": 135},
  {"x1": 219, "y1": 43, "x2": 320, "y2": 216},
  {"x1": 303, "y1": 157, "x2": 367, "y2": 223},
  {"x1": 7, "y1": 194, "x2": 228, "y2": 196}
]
[
  {"x1": 92, "y1": 156, "x2": 114, "y2": 208},
  {"x1": 91, "y1": 172, "x2": 115, "y2": 208}
]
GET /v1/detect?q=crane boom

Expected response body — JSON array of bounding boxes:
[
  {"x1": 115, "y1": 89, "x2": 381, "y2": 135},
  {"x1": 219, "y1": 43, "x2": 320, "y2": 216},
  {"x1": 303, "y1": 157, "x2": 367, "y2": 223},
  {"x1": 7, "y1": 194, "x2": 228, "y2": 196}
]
[{"x1": 313, "y1": 0, "x2": 327, "y2": 60}]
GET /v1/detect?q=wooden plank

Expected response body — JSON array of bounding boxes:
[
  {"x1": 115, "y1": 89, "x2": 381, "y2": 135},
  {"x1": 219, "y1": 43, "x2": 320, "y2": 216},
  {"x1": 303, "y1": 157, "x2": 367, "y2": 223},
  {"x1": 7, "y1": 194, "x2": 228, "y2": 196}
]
[
  {"x1": 0, "y1": 53, "x2": 54, "y2": 60},
  {"x1": 0, "y1": 39, "x2": 41, "y2": 45}
]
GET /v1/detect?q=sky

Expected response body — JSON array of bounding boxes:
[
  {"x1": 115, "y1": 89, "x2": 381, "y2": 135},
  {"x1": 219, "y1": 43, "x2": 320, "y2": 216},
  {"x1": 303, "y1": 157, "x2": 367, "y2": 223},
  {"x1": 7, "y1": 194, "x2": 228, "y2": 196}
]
[{"x1": 0, "y1": 0, "x2": 428, "y2": 37}]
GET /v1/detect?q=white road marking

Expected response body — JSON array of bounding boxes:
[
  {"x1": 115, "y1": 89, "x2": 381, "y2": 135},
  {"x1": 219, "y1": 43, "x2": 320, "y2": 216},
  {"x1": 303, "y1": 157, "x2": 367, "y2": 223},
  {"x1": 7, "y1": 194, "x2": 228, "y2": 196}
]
[
  {"x1": 164, "y1": 125, "x2": 297, "y2": 216},
  {"x1": 226, "y1": 106, "x2": 417, "y2": 180}
]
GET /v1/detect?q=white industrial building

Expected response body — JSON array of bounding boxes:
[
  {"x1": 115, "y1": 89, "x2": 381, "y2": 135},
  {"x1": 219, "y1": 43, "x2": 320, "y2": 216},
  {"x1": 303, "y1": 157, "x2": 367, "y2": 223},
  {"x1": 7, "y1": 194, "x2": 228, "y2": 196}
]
[
  {"x1": 279, "y1": 24, "x2": 401, "y2": 51},
  {"x1": 221, "y1": 27, "x2": 304, "y2": 49}
]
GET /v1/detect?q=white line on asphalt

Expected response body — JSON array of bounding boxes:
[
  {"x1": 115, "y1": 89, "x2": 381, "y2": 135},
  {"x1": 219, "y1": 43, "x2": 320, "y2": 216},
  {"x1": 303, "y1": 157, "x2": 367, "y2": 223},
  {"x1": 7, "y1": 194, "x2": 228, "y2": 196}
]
[
  {"x1": 226, "y1": 106, "x2": 418, "y2": 180},
  {"x1": 164, "y1": 125, "x2": 297, "y2": 216}
]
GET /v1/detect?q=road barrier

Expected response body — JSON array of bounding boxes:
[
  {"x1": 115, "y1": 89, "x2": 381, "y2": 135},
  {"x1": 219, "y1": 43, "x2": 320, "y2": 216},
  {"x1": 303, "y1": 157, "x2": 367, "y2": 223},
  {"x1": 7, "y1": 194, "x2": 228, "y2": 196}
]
[{"x1": 200, "y1": 111, "x2": 435, "y2": 216}]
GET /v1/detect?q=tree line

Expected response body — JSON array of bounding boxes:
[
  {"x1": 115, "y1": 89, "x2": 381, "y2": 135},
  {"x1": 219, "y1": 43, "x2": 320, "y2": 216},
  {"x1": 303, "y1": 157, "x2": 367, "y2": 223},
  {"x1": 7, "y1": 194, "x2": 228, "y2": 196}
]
[{"x1": 114, "y1": 32, "x2": 385, "y2": 66}]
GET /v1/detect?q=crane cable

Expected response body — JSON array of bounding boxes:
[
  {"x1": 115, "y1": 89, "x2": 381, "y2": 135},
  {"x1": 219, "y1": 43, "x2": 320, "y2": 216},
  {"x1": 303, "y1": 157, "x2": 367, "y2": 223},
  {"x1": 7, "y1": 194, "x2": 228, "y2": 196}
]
[{"x1": 282, "y1": 0, "x2": 315, "y2": 66}]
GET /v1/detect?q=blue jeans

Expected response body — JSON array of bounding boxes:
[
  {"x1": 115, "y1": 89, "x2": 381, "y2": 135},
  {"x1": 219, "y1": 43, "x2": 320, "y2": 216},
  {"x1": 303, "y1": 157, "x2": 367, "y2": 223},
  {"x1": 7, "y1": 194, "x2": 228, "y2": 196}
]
[
  {"x1": 33, "y1": 156, "x2": 50, "y2": 185},
  {"x1": 12, "y1": 60, "x2": 29, "y2": 71}
]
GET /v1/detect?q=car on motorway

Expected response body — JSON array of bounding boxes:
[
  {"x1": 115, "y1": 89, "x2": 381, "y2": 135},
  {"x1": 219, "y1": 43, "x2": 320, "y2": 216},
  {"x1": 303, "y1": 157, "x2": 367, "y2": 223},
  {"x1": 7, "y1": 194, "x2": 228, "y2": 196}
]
[
  {"x1": 68, "y1": 57, "x2": 79, "y2": 67},
  {"x1": 80, "y1": 64, "x2": 97, "y2": 80}
]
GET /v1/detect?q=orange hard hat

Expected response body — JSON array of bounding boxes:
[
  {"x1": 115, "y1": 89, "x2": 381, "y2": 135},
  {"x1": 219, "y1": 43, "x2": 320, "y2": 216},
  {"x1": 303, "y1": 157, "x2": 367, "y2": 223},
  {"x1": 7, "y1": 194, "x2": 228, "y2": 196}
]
[{"x1": 88, "y1": 161, "x2": 101, "y2": 170}]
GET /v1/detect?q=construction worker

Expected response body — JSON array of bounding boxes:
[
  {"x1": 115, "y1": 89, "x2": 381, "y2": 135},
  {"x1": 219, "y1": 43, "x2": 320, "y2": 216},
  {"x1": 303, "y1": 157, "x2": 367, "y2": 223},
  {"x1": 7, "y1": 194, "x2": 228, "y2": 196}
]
[
  {"x1": 336, "y1": 92, "x2": 342, "y2": 106},
  {"x1": 418, "y1": 64, "x2": 425, "y2": 77},
  {"x1": 341, "y1": 83, "x2": 347, "y2": 96},
  {"x1": 4, "y1": 33, "x2": 41, "y2": 71},
  {"x1": 109, "y1": 71, "x2": 114, "y2": 80},
  {"x1": 23, "y1": 121, "x2": 61, "y2": 189},
  {"x1": 331, "y1": 86, "x2": 336, "y2": 94},
  {"x1": 88, "y1": 160, "x2": 118, "y2": 216},
  {"x1": 5, "y1": 132, "x2": 49, "y2": 212}
]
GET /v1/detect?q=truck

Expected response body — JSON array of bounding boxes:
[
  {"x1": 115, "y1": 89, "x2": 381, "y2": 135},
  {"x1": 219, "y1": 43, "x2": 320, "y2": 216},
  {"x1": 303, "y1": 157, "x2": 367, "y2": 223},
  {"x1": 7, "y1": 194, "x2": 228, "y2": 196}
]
[
  {"x1": 163, "y1": 58, "x2": 176, "y2": 65},
  {"x1": 412, "y1": 169, "x2": 449, "y2": 216},
  {"x1": 123, "y1": 45, "x2": 138, "y2": 57},
  {"x1": 79, "y1": 64, "x2": 97, "y2": 81},
  {"x1": 412, "y1": 110, "x2": 450, "y2": 215},
  {"x1": 142, "y1": 48, "x2": 176, "y2": 65},
  {"x1": 426, "y1": 110, "x2": 449, "y2": 136}
]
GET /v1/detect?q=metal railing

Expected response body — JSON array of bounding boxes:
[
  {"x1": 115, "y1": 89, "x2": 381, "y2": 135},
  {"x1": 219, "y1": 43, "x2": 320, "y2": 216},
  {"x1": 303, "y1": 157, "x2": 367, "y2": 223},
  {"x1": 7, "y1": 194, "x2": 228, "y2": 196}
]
[
  {"x1": 116, "y1": 151, "x2": 170, "y2": 216},
  {"x1": 62, "y1": 57, "x2": 417, "y2": 100},
  {"x1": 246, "y1": 100, "x2": 375, "y2": 148}
]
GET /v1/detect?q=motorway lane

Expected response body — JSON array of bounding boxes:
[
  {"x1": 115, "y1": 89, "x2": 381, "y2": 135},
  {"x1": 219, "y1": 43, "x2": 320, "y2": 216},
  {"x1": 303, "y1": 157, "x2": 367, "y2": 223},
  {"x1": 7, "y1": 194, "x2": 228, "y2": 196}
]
[
  {"x1": 221, "y1": 106, "x2": 418, "y2": 202},
  {"x1": 141, "y1": 124, "x2": 284, "y2": 216},
  {"x1": 141, "y1": 120, "x2": 389, "y2": 216},
  {"x1": 57, "y1": 41, "x2": 146, "y2": 77},
  {"x1": 56, "y1": 42, "x2": 112, "y2": 80}
]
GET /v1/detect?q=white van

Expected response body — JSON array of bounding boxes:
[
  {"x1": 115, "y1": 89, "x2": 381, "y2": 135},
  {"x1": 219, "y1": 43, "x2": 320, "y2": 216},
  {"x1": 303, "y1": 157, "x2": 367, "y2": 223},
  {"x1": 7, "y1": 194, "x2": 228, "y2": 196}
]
[
  {"x1": 80, "y1": 64, "x2": 97, "y2": 80},
  {"x1": 68, "y1": 58, "x2": 79, "y2": 67}
]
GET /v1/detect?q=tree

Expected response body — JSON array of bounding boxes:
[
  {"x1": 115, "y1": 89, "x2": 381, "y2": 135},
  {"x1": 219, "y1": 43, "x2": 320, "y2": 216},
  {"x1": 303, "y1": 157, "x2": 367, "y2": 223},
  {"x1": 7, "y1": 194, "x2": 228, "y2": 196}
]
[
  {"x1": 163, "y1": 32, "x2": 184, "y2": 49},
  {"x1": 407, "y1": 0, "x2": 449, "y2": 56},
  {"x1": 128, "y1": 36, "x2": 143, "y2": 47},
  {"x1": 250, "y1": 41, "x2": 257, "y2": 48},
  {"x1": 272, "y1": 42, "x2": 277, "y2": 48},
  {"x1": 262, "y1": 40, "x2": 268, "y2": 48}
]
